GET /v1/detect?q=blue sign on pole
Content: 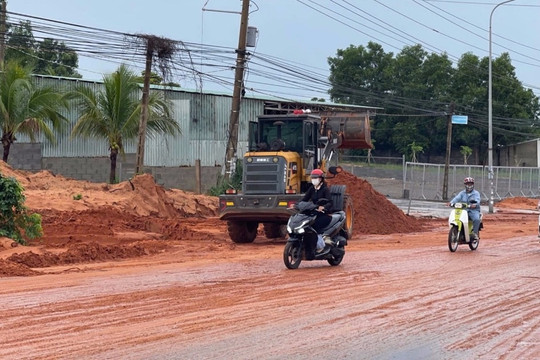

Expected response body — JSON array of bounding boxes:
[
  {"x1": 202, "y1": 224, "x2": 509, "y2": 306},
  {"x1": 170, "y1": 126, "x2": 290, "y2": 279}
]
[{"x1": 452, "y1": 115, "x2": 468, "y2": 125}]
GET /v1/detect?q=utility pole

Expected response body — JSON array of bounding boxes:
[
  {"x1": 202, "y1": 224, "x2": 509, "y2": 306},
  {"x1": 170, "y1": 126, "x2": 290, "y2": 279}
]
[
  {"x1": 488, "y1": 0, "x2": 513, "y2": 213},
  {"x1": 223, "y1": 0, "x2": 250, "y2": 181},
  {"x1": 442, "y1": 102, "x2": 455, "y2": 201},
  {"x1": 135, "y1": 37, "x2": 154, "y2": 175},
  {"x1": 0, "y1": 0, "x2": 6, "y2": 69}
]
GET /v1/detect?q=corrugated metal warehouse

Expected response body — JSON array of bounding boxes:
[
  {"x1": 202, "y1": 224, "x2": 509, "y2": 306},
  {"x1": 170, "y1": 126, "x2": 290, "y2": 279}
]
[{"x1": 9, "y1": 75, "x2": 376, "y2": 192}]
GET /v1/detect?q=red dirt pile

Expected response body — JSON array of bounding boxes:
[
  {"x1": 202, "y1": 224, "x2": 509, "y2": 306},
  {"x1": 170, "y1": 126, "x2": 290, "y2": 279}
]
[
  {"x1": 497, "y1": 196, "x2": 538, "y2": 210},
  {"x1": 329, "y1": 171, "x2": 423, "y2": 234},
  {"x1": 0, "y1": 161, "x2": 428, "y2": 276},
  {"x1": 0, "y1": 161, "x2": 222, "y2": 276},
  {"x1": 18, "y1": 169, "x2": 218, "y2": 218}
]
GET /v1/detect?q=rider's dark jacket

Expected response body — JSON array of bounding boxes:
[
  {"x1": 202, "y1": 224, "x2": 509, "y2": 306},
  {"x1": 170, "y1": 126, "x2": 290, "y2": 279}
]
[{"x1": 301, "y1": 181, "x2": 333, "y2": 231}]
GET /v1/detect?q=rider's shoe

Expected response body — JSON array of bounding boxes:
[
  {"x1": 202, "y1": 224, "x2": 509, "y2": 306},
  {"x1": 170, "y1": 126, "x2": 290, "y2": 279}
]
[
  {"x1": 471, "y1": 232, "x2": 479, "y2": 240},
  {"x1": 315, "y1": 246, "x2": 328, "y2": 255},
  {"x1": 323, "y1": 235, "x2": 334, "y2": 246}
]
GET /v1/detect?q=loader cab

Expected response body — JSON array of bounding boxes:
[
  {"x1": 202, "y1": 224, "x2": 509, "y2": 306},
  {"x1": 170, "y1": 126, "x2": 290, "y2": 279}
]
[
  {"x1": 248, "y1": 115, "x2": 319, "y2": 160},
  {"x1": 249, "y1": 119, "x2": 302, "y2": 153},
  {"x1": 246, "y1": 114, "x2": 321, "y2": 194}
]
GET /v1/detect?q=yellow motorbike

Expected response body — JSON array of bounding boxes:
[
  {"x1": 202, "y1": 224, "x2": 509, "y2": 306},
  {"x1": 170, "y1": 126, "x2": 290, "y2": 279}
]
[{"x1": 448, "y1": 201, "x2": 482, "y2": 252}]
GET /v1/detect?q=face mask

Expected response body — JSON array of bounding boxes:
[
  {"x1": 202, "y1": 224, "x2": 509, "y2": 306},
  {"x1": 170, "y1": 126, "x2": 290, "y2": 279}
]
[{"x1": 311, "y1": 178, "x2": 320, "y2": 186}]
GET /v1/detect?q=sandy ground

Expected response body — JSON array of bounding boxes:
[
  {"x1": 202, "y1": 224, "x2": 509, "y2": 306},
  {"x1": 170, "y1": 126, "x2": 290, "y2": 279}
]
[{"x1": 0, "y1": 161, "x2": 539, "y2": 359}]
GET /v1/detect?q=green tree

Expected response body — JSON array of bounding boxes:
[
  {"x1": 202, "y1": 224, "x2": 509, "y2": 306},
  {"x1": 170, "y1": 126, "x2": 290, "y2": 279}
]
[
  {"x1": 0, "y1": 61, "x2": 69, "y2": 162},
  {"x1": 450, "y1": 52, "x2": 539, "y2": 163},
  {"x1": 328, "y1": 42, "x2": 394, "y2": 150},
  {"x1": 35, "y1": 38, "x2": 81, "y2": 78},
  {"x1": 67, "y1": 64, "x2": 181, "y2": 183},
  {"x1": 407, "y1": 141, "x2": 423, "y2": 162},
  {"x1": 388, "y1": 46, "x2": 454, "y2": 160},
  {"x1": 328, "y1": 42, "x2": 539, "y2": 160},
  {"x1": 0, "y1": 174, "x2": 42, "y2": 245},
  {"x1": 5, "y1": 20, "x2": 81, "y2": 78},
  {"x1": 134, "y1": 71, "x2": 181, "y2": 87},
  {"x1": 135, "y1": 71, "x2": 163, "y2": 85},
  {"x1": 488, "y1": 53, "x2": 539, "y2": 144},
  {"x1": 5, "y1": 21, "x2": 36, "y2": 69},
  {"x1": 328, "y1": 41, "x2": 394, "y2": 107},
  {"x1": 460, "y1": 145, "x2": 472, "y2": 165},
  {"x1": 449, "y1": 53, "x2": 486, "y2": 162}
]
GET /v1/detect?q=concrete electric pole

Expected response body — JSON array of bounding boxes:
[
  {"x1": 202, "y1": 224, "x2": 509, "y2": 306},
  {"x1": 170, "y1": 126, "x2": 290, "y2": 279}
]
[
  {"x1": 223, "y1": 0, "x2": 250, "y2": 181},
  {"x1": 0, "y1": 0, "x2": 6, "y2": 69},
  {"x1": 443, "y1": 103, "x2": 455, "y2": 201}
]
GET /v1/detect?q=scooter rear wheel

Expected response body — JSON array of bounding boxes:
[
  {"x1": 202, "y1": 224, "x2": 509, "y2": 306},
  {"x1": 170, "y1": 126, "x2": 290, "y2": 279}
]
[
  {"x1": 327, "y1": 252, "x2": 344, "y2": 266},
  {"x1": 448, "y1": 225, "x2": 459, "y2": 252},
  {"x1": 283, "y1": 242, "x2": 302, "y2": 269}
]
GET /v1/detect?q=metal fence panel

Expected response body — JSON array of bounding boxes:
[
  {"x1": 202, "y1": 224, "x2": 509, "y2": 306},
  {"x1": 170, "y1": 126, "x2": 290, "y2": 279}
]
[{"x1": 405, "y1": 162, "x2": 540, "y2": 201}]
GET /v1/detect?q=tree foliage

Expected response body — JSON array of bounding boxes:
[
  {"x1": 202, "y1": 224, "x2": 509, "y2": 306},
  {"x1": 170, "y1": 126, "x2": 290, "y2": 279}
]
[
  {"x1": 134, "y1": 71, "x2": 180, "y2": 87},
  {"x1": 0, "y1": 174, "x2": 42, "y2": 244},
  {"x1": 6, "y1": 20, "x2": 81, "y2": 78},
  {"x1": 328, "y1": 43, "x2": 540, "y2": 163},
  {"x1": 0, "y1": 61, "x2": 69, "y2": 162},
  {"x1": 66, "y1": 64, "x2": 181, "y2": 183}
]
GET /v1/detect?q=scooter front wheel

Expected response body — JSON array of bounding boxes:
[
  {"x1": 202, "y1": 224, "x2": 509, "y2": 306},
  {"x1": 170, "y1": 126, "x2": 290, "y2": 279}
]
[
  {"x1": 284, "y1": 242, "x2": 302, "y2": 269},
  {"x1": 468, "y1": 236, "x2": 479, "y2": 251},
  {"x1": 448, "y1": 225, "x2": 459, "y2": 252}
]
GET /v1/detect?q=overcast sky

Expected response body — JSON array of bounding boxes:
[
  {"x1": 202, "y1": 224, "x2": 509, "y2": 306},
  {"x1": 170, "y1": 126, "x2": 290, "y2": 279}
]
[{"x1": 7, "y1": 0, "x2": 540, "y2": 101}]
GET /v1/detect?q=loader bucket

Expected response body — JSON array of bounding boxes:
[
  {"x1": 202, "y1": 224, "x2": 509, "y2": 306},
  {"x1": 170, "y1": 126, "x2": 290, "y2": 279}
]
[{"x1": 320, "y1": 111, "x2": 373, "y2": 149}]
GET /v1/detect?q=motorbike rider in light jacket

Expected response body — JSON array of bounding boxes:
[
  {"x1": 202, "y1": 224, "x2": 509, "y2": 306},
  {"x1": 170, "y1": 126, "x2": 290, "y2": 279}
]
[{"x1": 448, "y1": 177, "x2": 481, "y2": 240}]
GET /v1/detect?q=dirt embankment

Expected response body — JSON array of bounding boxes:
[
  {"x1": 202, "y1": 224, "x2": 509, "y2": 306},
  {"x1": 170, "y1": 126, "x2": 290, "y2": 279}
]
[{"x1": 1, "y1": 161, "x2": 536, "y2": 277}]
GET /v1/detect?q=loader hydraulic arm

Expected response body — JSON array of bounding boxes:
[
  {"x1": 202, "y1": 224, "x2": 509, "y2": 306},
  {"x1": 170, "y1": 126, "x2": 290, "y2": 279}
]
[{"x1": 317, "y1": 116, "x2": 344, "y2": 169}]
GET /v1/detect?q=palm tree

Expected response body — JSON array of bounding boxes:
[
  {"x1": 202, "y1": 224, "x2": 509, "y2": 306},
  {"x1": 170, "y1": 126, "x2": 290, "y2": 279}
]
[
  {"x1": 0, "y1": 61, "x2": 68, "y2": 162},
  {"x1": 68, "y1": 64, "x2": 180, "y2": 183}
]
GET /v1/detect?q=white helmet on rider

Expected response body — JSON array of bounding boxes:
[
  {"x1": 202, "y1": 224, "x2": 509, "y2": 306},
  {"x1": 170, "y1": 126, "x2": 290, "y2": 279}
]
[{"x1": 464, "y1": 177, "x2": 475, "y2": 192}]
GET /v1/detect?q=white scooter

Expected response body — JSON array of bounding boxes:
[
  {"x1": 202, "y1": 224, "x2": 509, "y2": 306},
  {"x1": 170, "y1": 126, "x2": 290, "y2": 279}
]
[{"x1": 448, "y1": 201, "x2": 482, "y2": 252}]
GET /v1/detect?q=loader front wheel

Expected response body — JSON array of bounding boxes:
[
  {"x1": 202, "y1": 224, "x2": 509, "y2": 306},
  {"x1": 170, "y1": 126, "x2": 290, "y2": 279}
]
[
  {"x1": 227, "y1": 221, "x2": 258, "y2": 243},
  {"x1": 263, "y1": 223, "x2": 287, "y2": 239},
  {"x1": 343, "y1": 196, "x2": 354, "y2": 238}
]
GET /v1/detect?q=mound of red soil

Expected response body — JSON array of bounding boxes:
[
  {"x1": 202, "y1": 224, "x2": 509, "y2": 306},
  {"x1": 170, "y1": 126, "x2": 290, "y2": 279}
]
[
  {"x1": 7, "y1": 240, "x2": 169, "y2": 269},
  {"x1": 0, "y1": 161, "x2": 423, "y2": 276},
  {"x1": 497, "y1": 196, "x2": 538, "y2": 210},
  {"x1": 0, "y1": 259, "x2": 39, "y2": 276},
  {"x1": 329, "y1": 171, "x2": 423, "y2": 234}
]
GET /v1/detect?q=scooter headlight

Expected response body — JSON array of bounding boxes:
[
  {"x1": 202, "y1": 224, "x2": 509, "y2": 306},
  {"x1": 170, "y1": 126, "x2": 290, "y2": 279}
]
[{"x1": 293, "y1": 219, "x2": 310, "y2": 233}]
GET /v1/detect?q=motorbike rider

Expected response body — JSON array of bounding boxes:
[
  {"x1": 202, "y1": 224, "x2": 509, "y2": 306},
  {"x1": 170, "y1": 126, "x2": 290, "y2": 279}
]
[
  {"x1": 301, "y1": 168, "x2": 334, "y2": 249},
  {"x1": 448, "y1": 177, "x2": 481, "y2": 240}
]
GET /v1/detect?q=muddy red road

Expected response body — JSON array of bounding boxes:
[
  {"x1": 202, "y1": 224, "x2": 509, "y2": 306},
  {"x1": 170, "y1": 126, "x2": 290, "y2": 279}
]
[{"x1": 1, "y1": 212, "x2": 539, "y2": 360}]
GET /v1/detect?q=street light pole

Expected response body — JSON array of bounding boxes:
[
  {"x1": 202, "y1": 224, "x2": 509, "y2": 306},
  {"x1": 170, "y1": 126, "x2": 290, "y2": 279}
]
[{"x1": 488, "y1": 0, "x2": 513, "y2": 213}]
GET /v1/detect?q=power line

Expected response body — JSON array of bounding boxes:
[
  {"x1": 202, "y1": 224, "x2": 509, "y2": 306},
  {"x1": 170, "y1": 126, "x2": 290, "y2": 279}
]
[{"x1": 4, "y1": 8, "x2": 538, "y2": 136}]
